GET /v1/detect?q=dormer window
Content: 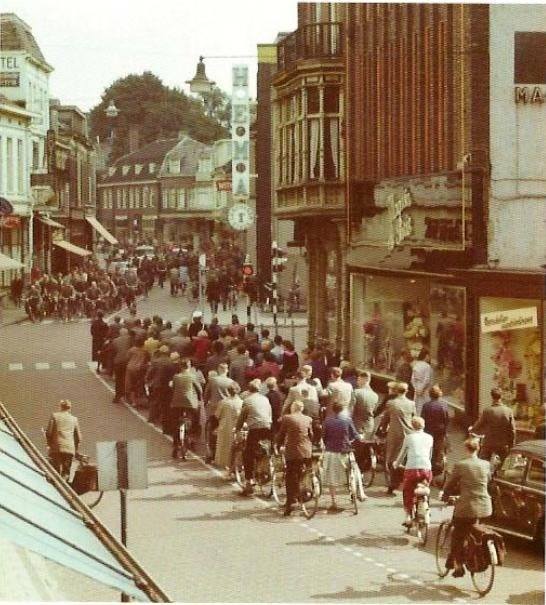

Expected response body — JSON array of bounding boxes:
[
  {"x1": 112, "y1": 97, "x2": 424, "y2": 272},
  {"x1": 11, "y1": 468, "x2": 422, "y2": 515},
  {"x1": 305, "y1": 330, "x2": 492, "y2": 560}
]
[
  {"x1": 122, "y1": 165, "x2": 130, "y2": 176},
  {"x1": 134, "y1": 164, "x2": 143, "y2": 175},
  {"x1": 108, "y1": 166, "x2": 116, "y2": 177},
  {"x1": 149, "y1": 163, "x2": 156, "y2": 173},
  {"x1": 169, "y1": 159, "x2": 179, "y2": 174}
]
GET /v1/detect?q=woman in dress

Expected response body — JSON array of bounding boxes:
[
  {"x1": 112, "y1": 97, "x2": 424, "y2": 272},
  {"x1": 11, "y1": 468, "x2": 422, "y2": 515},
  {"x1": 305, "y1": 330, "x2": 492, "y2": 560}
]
[
  {"x1": 214, "y1": 384, "x2": 243, "y2": 473},
  {"x1": 322, "y1": 398, "x2": 364, "y2": 511}
]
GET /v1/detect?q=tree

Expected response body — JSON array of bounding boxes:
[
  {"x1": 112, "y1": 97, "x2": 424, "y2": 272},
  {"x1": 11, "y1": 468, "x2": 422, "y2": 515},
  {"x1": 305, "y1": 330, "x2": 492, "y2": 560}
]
[{"x1": 88, "y1": 71, "x2": 229, "y2": 161}]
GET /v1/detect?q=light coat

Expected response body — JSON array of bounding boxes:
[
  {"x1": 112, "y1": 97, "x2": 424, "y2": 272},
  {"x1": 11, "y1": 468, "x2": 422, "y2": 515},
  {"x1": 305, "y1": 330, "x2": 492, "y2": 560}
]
[
  {"x1": 214, "y1": 395, "x2": 243, "y2": 468},
  {"x1": 383, "y1": 395, "x2": 416, "y2": 465},
  {"x1": 46, "y1": 410, "x2": 82, "y2": 455},
  {"x1": 444, "y1": 455, "x2": 493, "y2": 519},
  {"x1": 171, "y1": 370, "x2": 203, "y2": 410}
]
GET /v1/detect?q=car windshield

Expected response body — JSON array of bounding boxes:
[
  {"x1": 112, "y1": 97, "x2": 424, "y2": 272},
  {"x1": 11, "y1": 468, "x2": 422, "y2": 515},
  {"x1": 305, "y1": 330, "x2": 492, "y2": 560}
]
[{"x1": 497, "y1": 451, "x2": 528, "y2": 484}]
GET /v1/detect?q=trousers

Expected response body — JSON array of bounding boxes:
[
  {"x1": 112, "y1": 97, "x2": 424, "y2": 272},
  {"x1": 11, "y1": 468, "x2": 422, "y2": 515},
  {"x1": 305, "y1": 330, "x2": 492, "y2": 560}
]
[{"x1": 243, "y1": 428, "x2": 271, "y2": 481}]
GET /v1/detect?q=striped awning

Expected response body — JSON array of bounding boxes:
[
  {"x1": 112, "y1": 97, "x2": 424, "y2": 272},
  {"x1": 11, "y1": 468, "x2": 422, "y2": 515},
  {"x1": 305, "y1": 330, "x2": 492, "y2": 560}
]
[
  {"x1": 85, "y1": 216, "x2": 118, "y2": 245},
  {"x1": 52, "y1": 240, "x2": 92, "y2": 257}
]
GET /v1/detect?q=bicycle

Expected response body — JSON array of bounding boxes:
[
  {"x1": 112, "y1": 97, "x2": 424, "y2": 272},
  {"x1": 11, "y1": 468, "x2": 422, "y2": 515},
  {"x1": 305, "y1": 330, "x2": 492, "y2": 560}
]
[
  {"x1": 405, "y1": 479, "x2": 431, "y2": 546},
  {"x1": 345, "y1": 450, "x2": 365, "y2": 515},
  {"x1": 271, "y1": 448, "x2": 322, "y2": 519},
  {"x1": 231, "y1": 426, "x2": 248, "y2": 487},
  {"x1": 435, "y1": 500, "x2": 497, "y2": 596},
  {"x1": 175, "y1": 410, "x2": 195, "y2": 461}
]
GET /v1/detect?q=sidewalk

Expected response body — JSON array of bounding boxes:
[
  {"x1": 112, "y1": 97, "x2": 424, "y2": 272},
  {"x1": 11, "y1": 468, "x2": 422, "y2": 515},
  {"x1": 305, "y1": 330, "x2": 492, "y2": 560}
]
[{"x1": 0, "y1": 300, "x2": 27, "y2": 327}]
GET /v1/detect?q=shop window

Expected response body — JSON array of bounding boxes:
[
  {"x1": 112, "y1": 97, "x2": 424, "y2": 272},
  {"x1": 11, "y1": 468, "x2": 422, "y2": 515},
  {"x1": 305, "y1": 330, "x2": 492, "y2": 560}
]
[
  {"x1": 353, "y1": 276, "x2": 466, "y2": 410},
  {"x1": 479, "y1": 297, "x2": 543, "y2": 430}
]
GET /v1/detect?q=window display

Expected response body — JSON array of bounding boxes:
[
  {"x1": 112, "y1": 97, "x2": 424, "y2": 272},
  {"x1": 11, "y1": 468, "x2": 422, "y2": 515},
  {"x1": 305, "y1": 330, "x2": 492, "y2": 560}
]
[
  {"x1": 353, "y1": 275, "x2": 466, "y2": 410},
  {"x1": 479, "y1": 297, "x2": 544, "y2": 431}
]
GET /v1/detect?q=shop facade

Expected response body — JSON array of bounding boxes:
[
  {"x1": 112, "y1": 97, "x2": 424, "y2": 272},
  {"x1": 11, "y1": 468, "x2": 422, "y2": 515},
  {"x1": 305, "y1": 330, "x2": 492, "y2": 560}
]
[{"x1": 349, "y1": 264, "x2": 545, "y2": 432}]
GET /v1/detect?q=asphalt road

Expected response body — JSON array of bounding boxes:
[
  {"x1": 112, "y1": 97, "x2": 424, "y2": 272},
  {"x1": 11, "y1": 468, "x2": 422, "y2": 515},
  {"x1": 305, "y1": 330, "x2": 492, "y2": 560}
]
[{"x1": 0, "y1": 287, "x2": 543, "y2": 603}]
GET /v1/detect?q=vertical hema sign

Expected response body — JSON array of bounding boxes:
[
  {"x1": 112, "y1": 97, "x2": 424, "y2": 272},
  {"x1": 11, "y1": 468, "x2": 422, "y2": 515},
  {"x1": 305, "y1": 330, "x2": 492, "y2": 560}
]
[{"x1": 232, "y1": 65, "x2": 250, "y2": 200}]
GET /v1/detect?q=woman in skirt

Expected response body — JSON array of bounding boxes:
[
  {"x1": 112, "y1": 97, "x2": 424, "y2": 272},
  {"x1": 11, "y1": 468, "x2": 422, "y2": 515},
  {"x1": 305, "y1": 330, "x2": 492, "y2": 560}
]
[{"x1": 322, "y1": 398, "x2": 363, "y2": 511}]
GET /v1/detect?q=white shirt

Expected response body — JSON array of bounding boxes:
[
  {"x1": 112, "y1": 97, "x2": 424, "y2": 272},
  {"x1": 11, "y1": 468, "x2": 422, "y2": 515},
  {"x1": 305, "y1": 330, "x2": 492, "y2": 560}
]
[
  {"x1": 396, "y1": 430, "x2": 433, "y2": 470},
  {"x1": 327, "y1": 378, "x2": 353, "y2": 408}
]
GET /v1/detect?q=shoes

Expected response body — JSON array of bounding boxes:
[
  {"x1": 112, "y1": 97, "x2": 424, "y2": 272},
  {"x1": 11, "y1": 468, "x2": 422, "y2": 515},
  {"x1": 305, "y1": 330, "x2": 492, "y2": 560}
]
[
  {"x1": 452, "y1": 567, "x2": 465, "y2": 578},
  {"x1": 386, "y1": 488, "x2": 396, "y2": 496},
  {"x1": 283, "y1": 507, "x2": 293, "y2": 517}
]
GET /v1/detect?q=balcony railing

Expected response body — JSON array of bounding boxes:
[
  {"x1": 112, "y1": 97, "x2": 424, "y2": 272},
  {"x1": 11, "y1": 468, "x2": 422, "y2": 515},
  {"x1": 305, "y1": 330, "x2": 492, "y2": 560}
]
[{"x1": 277, "y1": 22, "x2": 343, "y2": 72}]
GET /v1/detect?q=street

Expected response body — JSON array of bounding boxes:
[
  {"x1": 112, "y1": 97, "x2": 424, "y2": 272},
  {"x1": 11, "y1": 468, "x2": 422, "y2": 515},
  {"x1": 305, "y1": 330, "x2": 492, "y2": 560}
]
[{"x1": 0, "y1": 286, "x2": 543, "y2": 604}]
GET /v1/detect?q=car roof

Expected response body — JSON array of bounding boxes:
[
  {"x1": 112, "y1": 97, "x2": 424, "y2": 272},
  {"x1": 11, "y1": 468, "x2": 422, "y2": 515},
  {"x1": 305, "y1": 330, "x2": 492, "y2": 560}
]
[{"x1": 513, "y1": 440, "x2": 546, "y2": 460}]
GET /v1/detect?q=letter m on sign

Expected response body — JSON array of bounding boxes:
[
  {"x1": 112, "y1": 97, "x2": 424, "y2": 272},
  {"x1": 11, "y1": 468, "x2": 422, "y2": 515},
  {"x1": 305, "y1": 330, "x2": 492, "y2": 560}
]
[{"x1": 515, "y1": 87, "x2": 529, "y2": 103}]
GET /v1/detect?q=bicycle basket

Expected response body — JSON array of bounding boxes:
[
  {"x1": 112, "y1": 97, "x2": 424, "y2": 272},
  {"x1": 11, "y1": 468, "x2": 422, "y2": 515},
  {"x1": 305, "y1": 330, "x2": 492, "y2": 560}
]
[{"x1": 71, "y1": 462, "x2": 98, "y2": 495}]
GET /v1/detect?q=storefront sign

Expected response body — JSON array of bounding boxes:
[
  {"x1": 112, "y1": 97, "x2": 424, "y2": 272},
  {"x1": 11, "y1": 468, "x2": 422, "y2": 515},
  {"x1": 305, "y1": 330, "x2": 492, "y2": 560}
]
[
  {"x1": 515, "y1": 86, "x2": 545, "y2": 104},
  {"x1": 231, "y1": 65, "x2": 250, "y2": 200},
  {"x1": 481, "y1": 307, "x2": 538, "y2": 333}
]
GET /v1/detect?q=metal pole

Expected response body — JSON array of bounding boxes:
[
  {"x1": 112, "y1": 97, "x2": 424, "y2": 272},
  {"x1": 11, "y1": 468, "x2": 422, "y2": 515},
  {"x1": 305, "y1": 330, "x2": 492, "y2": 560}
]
[
  {"x1": 120, "y1": 489, "x2": 129, "y2": 602},
  {"x1": 116, "y1": 440, "x2": 130, "y2": 603},
  {"x1": 272, "y1": 241, "x2": 278, "y2": 336}
]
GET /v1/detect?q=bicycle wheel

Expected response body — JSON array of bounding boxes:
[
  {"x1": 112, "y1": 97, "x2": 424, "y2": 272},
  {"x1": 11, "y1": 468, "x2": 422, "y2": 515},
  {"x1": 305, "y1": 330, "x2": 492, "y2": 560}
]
[
  {"x1": 435, "y1": 522, "x2": 452, "y2": 578},
  {"x1": 256, "y1": 456, "x2": 273, "y2": 498},
  {"x1": 348, "y1": 467, "x2": 359, "y2": 515},
  {"x1": 271, "y1": 467, "x2": 287, "y2": 506},
  {"x1": 301, "y1": 471, "x2": 320, "y2": 519},
  {"x1": 233, "y1": 449, "x2": 245, "y2": 488},
  {"x1": 417, "y1": 521, "x2": 429, "y2": 546},
  {"x1": 361, "y1": 451, "x2": 376, "y2": 488},
  {"x1": 471, "y1": 551, "x2": 495, "y2": 596}
]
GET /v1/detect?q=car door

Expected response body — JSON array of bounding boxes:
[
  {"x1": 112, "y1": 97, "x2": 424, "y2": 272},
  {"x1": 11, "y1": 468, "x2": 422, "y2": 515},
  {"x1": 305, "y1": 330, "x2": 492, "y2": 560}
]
[
  {"x1": 522, "y1": 456, "x2": 546, "y2": 540},
  {"x1": 490, "y1": 450, "x2": 529, "y2": 534}
]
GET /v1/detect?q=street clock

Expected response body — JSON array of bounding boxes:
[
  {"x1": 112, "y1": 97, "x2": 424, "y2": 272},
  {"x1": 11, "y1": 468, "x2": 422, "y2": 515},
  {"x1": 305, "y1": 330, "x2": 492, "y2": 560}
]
[{"x1": 228, "y1": 203, "x2": 254, "y2": 231}]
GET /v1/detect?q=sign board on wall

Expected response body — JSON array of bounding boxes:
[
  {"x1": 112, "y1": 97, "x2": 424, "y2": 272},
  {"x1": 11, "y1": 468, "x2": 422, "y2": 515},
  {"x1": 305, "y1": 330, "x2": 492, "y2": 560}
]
[
  {"x1": 231, "y1": 65, "x2": 249, "y2": 200},
  {"x1": 480, "y1": 307, "x2": 538, "y2": 333}
]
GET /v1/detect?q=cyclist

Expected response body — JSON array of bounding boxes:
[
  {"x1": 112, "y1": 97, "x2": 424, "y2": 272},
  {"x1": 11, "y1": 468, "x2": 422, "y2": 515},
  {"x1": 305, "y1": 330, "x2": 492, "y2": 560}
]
[
  {"x1": 25, "y1": 283, "x2": 43, "y2": 321},
  {"x1": 59, "y1": 278, "x2": 76, "y2": 320},
  {"x1": 85, "y1": 281, "x2": 101, "y2": 317},
  {"x1": 469, "y1": 387, "x2": 515, "y2": 463},
  {"x1": 322, "y1": 397, "x2": 364, "y2": 511},
  {"x1": 276, "y1": 400, "x2": 314, "y2": 517},
  {"x1": 393, "y1": 416, "x2": 433, "y2": 527},
  {"x1": 170, "y1": 358, "x2": 203, "y2": 459},
  {"x1": 235, "y1": 379, "x2": 272, "y2": 496},
  {"x1": 442, "y1": 437, "x2": 492, "y2": 577}
]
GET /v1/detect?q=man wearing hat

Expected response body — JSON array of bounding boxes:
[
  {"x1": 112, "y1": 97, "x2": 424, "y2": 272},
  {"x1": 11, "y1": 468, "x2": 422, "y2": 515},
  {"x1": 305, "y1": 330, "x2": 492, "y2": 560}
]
[{"x1": 45, "y1": 400, "x2": 82, "y2": 480}]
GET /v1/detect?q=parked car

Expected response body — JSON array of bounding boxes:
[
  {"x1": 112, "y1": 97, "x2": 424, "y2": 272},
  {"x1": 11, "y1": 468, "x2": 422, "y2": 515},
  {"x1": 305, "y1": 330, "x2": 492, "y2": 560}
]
[{"x1": 488, "y1": 439, "x2": 545, "y2": 549}]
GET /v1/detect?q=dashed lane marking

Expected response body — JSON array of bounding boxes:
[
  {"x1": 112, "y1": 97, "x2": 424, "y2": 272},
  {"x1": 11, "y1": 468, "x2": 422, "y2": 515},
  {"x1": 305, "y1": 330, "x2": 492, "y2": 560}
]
[
  {"x1": 61, "y1": 361, "x2": 76, "y2": 369},
  {"x1": 8, "y1": 363, "x2": 23, "y2": 371},
  {"x1": 35, "y1": 362, "x2": 50, "y2": 370}
]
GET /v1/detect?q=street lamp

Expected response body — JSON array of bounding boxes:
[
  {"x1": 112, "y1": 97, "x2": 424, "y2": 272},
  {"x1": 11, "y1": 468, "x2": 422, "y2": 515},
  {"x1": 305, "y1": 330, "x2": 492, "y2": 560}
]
[
  {"x1": 105, "y1": 100, "x2": 119, "y2": 140},
  {"x1": 186, "y1": 56, "x2": 216, "y2": 116}
]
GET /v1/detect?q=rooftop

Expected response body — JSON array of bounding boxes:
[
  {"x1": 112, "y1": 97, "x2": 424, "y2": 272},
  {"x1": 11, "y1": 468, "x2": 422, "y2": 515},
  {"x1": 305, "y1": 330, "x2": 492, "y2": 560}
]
[{"x1": 0, "y1": 13, "x2": 53, "y2": 73}]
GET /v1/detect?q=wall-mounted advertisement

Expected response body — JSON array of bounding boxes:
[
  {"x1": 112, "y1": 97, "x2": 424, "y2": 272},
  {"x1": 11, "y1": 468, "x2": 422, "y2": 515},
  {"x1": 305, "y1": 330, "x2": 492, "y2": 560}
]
[{"x1": 231, "y1": 65, "x2": 249, "y2": 200}]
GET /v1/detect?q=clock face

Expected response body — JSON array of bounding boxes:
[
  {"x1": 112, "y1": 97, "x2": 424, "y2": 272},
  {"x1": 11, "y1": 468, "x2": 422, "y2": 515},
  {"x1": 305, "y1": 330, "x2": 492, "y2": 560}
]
[{"x1": 228, "y1": 203, "x2": 254, "y2": 231}]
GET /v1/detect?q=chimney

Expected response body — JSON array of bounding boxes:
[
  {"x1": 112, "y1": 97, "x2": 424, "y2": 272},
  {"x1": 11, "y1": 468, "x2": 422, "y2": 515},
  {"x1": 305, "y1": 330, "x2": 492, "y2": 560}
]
[{"x1": 128, "y1": 125, "x2": 140, "y2": 153}]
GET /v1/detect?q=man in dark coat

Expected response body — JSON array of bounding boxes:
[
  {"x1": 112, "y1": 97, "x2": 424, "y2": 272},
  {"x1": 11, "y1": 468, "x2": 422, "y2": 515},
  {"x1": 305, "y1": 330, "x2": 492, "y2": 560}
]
[
  {"x1": 421, "y1": 384, "x2": 450, "y2": 475},
  {"x1": 90, "y1": 310, "x2": 109, "y2": 372},
  {"x1": 111, "y1": 328, "x2": 132, "y2": 403},
  {"x1": 146, "y1": 345, "x2": 174, "y2": 424}
]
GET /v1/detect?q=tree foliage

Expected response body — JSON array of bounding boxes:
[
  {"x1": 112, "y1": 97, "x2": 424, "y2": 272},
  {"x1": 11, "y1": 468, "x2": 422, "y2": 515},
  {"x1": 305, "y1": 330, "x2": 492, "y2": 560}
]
[{"x1": 88, "y1": 71, "x2": 229, "y2": 162}]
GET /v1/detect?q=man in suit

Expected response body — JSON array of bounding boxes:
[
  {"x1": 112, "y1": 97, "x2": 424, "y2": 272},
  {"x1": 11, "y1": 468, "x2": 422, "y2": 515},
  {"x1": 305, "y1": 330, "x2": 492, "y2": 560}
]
[
  {"x1": 46, "y1": 400, "x2": 82, "y2": 480},
  {"x1": 443, "y1": 437, "x2": 492, "y2": 577},
  {"x1": 146, "y1": 345, "x2": 174, "y2": 424},
  {"x1": 276, "y1": 400, "x2": 314, "y2": 516},
  {"x1": 421, "y1": 384, "x2": 450, "y2": 475},
  {"x1": 111, "y1": 328, "x2": 132, "y2": 403},
  {"x1": 170, "y1": 358, "x2": 203, "y2": 458},
  {"x1": 229, "y1": 344, "x2": 252, "y2": 389},
  {"x1": 283, "y1": 369, "x2": 319, "y2": 413},
  {"x1": 351, "y1": 370, "x2": 379, "y2": 439},
  {"x1": 327, "y1": 367, "x2": 353, "y2": 410},
  {"x1": 380, "y1": 382, "x2": 416, "y2": 495},
  {"x1": 470, "y1": 387, "x2": 516, "y2": 462}
]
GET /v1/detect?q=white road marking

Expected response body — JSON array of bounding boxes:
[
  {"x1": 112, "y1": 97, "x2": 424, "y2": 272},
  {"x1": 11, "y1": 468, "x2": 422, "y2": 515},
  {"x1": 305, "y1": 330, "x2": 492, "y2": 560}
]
[
  {"x1": 61, "y1": 361, "x2": 76, "y2": 369},
  {"x1": 35, "y1": 362, "x2": 50, "y2": 370},
  {"x1": 8, "y1": 363, "x2": 23, "y2": 371}
]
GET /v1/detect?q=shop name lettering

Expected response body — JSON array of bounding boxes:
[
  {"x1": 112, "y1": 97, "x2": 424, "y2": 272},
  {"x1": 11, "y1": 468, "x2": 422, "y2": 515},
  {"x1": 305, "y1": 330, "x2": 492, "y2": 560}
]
[
  {"x1": 514, "y1": 86, "x2": 545, "y2": 104},
  {"x1": 0, "y1": 57, "x2": 19, "y2": 69},
  {"x1": 483, "y1": 313, "x2": 535, "y2": 330}
]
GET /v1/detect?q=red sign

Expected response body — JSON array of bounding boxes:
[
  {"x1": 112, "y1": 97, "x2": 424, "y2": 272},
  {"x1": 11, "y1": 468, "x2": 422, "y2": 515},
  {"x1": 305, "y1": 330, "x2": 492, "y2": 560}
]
[
  {"x1": 216, "y1": 180, "x2": 232, "y2": 192},
  {"x1": 0, "y1": 215, "x2": 21, "y2": 228},
  {"x1": 242, "y1": 265, "x2": 254, "y2": 276}
]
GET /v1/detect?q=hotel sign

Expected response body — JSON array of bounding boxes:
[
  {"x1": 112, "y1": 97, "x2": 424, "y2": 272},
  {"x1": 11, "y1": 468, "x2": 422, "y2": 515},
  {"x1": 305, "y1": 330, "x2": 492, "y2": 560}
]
[
  {"x1": 481, "y1": 307, "x2": 538, "y2": 333},
  {"x1": 231, "y1": 65, "x2": 250, "y2": 200}
]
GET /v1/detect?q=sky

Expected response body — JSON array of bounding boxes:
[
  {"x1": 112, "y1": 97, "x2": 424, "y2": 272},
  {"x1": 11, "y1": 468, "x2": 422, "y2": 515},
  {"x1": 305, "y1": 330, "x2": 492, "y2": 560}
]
[{"x1": 1, "y1": 0, "x2": 298, "y2": 111}]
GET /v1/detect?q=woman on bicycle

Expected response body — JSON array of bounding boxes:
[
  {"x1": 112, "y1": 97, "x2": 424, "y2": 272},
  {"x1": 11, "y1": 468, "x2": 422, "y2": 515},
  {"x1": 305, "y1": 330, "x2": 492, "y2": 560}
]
[
  {"x1": 322, "y1": 397, "x2": 363, "y2": 512},
  {"x1": 442, "y1": 437, "x2": 492, "y2": 577}
]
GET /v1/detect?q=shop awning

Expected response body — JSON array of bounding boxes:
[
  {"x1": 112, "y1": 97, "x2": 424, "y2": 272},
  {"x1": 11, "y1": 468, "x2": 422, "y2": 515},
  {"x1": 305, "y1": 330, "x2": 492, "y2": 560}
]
[
  {"x1": 85, "y1": 216, "x2": 118, "y2": 245},
  {"x1": 52, "y1": 240, "x2": 92, "y2": 257},
  {"x1": 38, "y1": 216, "x2": 65, "y2": 229},
  {"x1": 0, "y1": 252, "x2": 24, "y2": 271},
  {"x1": 0, "y1": 402, "x2": 170, "y2": 602}
]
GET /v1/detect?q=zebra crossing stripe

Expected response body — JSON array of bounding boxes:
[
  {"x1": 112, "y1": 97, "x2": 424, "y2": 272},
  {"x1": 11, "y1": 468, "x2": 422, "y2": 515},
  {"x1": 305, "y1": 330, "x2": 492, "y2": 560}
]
[
  {"x1": 35, "y1": 363, "x2": 50, "y2": 370},
  {"x1": 61, "y1": 361, "x2": 76, "y2": 369},
  {"x1": 8, "y1": 363, "x2": 23, "y2": 371}
]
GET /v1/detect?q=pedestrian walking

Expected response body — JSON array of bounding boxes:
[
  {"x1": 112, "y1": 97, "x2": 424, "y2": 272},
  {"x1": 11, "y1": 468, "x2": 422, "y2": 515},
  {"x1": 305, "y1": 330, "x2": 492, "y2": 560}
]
[
  {"x1": 45, "y1": 399, "x2": 82, "y2": 480},
  {"x1": 111, "y1": 327, "x2": 132, "y2": 404},
  {"x1": 421, "y1": 385, "x2": 450, "y2": 475},
  {"x1": 90, "y1": 310, "x2": 109, "y2": 373}
]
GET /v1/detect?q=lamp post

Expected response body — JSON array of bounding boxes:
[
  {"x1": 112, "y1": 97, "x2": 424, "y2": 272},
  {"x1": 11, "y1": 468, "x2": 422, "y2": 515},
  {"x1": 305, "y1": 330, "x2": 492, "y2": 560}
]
[
  {"x1": 105, "y1": 99, "x2": 119, "y2": 141},
  {"x1": 186, "y1": 56, "x2": 216, "y2": 116}
]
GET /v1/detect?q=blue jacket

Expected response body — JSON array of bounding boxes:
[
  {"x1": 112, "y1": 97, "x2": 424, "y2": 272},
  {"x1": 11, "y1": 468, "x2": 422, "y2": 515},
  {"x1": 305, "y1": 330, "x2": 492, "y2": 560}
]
[
  {"x1": 323, "y1": 414, "x2": 359, "y2": 453},
  {"x1": 421, "y1": 398, "x2": 449, "y2": 436}
]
